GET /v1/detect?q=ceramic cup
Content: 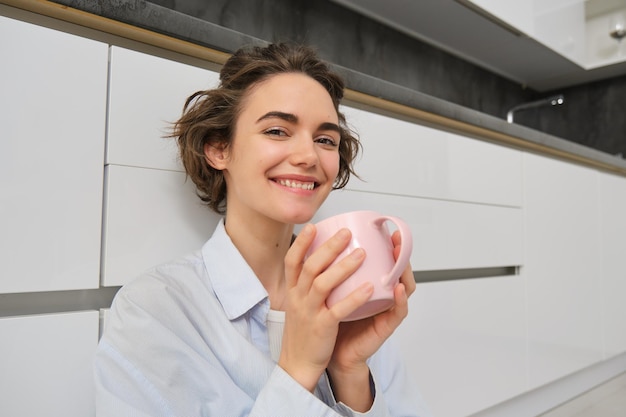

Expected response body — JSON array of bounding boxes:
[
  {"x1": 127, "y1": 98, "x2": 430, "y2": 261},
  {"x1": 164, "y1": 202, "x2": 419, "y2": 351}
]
[{"x1": 307, "y1": 210, "x2": 413, "y2": 321}]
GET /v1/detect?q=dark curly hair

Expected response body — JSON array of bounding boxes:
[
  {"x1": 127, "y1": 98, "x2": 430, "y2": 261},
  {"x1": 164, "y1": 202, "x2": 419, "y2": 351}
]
[{"x1": 170, "y1": 42, "x2": 361, "y2": 214}]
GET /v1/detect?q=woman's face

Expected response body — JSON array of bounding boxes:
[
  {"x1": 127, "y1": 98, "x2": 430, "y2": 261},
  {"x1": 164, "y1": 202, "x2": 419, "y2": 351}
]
[{"x1": 212, "y1": 72, "x2": 341, "y2": 226}]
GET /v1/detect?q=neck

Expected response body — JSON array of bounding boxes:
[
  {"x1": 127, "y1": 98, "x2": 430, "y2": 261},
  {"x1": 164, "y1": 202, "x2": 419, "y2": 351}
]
[{"x1": 223, "y1": 211, "x2": 295, "y2": 310}]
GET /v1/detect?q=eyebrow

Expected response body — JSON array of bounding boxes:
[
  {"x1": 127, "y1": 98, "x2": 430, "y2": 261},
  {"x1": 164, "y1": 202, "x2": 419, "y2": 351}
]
[{"x1": 257, "y1": 111, "x2": 341, "y2": 134}]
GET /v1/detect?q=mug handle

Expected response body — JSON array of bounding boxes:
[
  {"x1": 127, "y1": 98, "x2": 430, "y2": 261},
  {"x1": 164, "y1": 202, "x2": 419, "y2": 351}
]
[{"x1": 372, "y1": 215, "x2": 413, "y2": 288}]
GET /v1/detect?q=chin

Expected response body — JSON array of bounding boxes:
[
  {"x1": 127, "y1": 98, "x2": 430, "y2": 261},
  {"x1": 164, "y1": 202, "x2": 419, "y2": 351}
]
[{"x1": 277, "y1": 209, "x2": 317, "y2": 225}]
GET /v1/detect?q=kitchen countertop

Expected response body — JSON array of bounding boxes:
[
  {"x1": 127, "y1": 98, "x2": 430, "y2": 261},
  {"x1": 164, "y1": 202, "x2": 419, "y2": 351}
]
[{"x1": 6, "y1": 0, "x2": 626, "y2": 175}]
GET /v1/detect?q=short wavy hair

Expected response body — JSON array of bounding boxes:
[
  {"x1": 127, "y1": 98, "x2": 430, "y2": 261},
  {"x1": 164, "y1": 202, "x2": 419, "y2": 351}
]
[{"x1": 169, "y1": 42, "x2": 361, "y2": 214}]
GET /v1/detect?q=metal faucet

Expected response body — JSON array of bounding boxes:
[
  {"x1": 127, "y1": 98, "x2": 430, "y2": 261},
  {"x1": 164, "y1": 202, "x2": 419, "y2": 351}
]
[{"x1": 507, "y1": 94, "x2": 564, "y2": 123}]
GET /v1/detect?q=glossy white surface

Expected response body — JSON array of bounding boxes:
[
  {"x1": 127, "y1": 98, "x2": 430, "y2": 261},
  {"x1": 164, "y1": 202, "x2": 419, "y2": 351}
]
[
  {"x1": 0, "y1": 311, "x2": 99, "y2": 417},
  {"x1": 586, "y1": 9, "x2": 626, "y2": 69},
  {"x1": 467, "y1": 0, "x2": 534, "y2": 35},
  {"x1": 599, "y1": 172, "x2": 626, "y2": 358},
  {"x1": 468, "y1": 0, "x2": 586, "y2": 65},
  {"x1": 101, "y1": 165, "x2": 221, "y2": 286},
  {"x1": 396, "y1": 276, "x2": 527, "y2": 417},
  {"x1": 523, "y1": 152, "x2": 604, "y2": 389},
  {"x1": 342, "y1": 106, "x2": 523, "y2": 207},
  {"x1": 107, "y1": 46, "x2": 220, "y2": 171},
  {"x1": 0, "y1": 16, "x2": 107, "y2": 293},
  {"x1": 317, "y1": 189, "x2": 523, "y2": 271},
  {"x1": 534, "y1": 0, "x2": 586, "y2": 65}
]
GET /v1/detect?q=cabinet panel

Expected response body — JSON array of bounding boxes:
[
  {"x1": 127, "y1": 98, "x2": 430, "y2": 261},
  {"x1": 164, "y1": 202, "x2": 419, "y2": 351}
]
[
  {"x1": 315, "y1": 189, "x2": 523, "y2": 271},
  {"x1": 599, "y1": 172, "x2": 626, "y2": 358},
  {"x1": 396, "y1": 277, "x2": 527, "y2": 417},
  {"x1": 0, "y1": 16, "x2": 107, "y2": 293},
  {"x1": 523, "y1": 152, "x2": 603, "y2": 389},
  {"x1": 107, "y1": 46, "x2": 220, "y2": 171},
  {"x1": 0, "y1": 311, "x2": 99, "y2": 417},
  {"x1": 534, "y1": 0, "x2": 585, "y2": 65},
  {"x1": 102, "y1": 165, "x2": 221, "y2": 286},
  {"x1": 342, "y1": 106, "x2": 522, "y2": 207},
  {"x1": 466, "y1": 0, "x2": 534, "y2": 35}
]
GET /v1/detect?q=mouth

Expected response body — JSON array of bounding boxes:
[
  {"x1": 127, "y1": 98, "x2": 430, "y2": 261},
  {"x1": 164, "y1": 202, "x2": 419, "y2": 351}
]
[{"x1": 273, "y1": 178, "x2": 317, "y2": 191}]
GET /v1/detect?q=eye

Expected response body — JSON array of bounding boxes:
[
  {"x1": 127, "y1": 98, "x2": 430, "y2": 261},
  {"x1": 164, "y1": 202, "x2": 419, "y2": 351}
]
[
  {"x1": 264, "y1": 127, "x2": 289, "y2": 137},
  {"x1": 315, "y1": 136, "x2": 338, "y2": 147}
]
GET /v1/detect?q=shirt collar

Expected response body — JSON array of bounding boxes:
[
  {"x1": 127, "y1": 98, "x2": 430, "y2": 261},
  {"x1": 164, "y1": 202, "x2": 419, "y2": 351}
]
[{"x1": 202, "y1": 219, "x2": 269, "y2": 320}]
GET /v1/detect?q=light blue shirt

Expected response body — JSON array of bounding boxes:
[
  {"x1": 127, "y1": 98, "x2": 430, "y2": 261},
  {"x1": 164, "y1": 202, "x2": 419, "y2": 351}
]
[{"x1": 94, "y1": 220, "x2": 431, "y2": 417}]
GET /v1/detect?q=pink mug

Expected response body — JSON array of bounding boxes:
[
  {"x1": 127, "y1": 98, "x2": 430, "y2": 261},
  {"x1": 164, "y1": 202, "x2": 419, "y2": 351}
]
[{"x1": 307, "y1": 210, "x2": 413, "y2": 321}]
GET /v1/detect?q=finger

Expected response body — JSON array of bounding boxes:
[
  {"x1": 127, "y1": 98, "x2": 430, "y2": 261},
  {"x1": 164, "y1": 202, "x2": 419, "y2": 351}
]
[
  {"x1": 298, "y1": 228, "x2": 352, "y2": 291},
  {"x1": 284, "y1": 224, "x2": 316, "y2": 289},
  {"x1": 377, "y1": 283, "x2": 409, "y2": 334},
  {"x1": 400, "y1": 262, "x2": 416, "y2": 298},
  {"x1": 390, "y1": 230, "x2": 415, "y2": 297},
  {"x1": 327, "y1": 280, "x2": 374, "y2": 321},
  {"x1": 391, "y1": 229, "x2": 402, "y2": 247},
  {"x1": 391, "y1": 282, "x2": 409, "y2": 323},
  {"x1": 308, "y1": 247, "x2": 366, "y2": 306},
  {"x1": 391, "y1": 230, "x2": 403, "y2": 262}
]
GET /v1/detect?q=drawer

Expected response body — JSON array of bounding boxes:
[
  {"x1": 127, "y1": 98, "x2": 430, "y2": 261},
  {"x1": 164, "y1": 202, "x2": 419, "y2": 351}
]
[
  {"x1": 0, "y1": 311, "x2": 99, "y2": 417},
  {"x1": 101, "y1": 165, "x2": 221, "y2": 286},
  {"x1": 342, "y1": 105, "x2": 522, "y2": 207},
  {"x1": 313, "y1": 189, "x2": 523, "y2": 271},
  {"x1": 107, "y1": 46, "x2": 220, "y2": 170},
  {"x1": 1, "y1": 16, "x2": 107, "y2": 293}
]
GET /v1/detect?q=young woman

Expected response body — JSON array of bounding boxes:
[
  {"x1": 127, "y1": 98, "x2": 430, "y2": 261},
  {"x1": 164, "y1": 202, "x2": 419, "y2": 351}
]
[{"x1": 94, "y1": 42, "x2": 431, "y2": 417}]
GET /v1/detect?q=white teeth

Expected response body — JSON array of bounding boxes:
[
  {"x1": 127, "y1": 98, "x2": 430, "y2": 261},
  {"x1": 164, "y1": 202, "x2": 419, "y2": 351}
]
[{"x1": 277, "y1": 179, "x2": 315, "y2": 190}]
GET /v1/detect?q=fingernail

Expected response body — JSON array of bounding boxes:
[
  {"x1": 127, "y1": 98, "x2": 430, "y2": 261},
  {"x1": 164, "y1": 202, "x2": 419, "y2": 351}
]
[
  {"x1": 360, "y1": 282, "x2": 374, "y2": 295},
  {"x1": 301, "y1": 224, "x2": 314, "y2": 236},
  {"x1": 350, "y1": 248, "x2": 365, "y2": 260},
  {"x1": 336, "y1": 228, "x2": 350, "y2": 240}
]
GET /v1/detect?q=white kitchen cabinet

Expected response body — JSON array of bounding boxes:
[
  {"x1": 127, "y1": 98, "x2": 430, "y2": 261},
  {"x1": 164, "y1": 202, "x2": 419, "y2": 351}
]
[
  {"x1": 342, "y1": 106, "x2": 522, "y2": 208},
  {"x1": 599, "y1": 171, "x2": 626, "y2": 358},
  {"x1": 466, "y1": 0, "x2": 534, "y2": 36},
  {"x1": 585, "y1": 7, "x2": 626, "y2": 68},
  {"x1": 534, "y1": 0, "x2": 586, "y2": 65},
  {"x1": 396, "y1": 276, "x2": 527, "y2": 417},
  {"x1": 316, "y1": 189, "x2": 523, "y2": 271},
  {"x1": 0, "y1": 311, "x2": 99, "y2": 417},
  {"x1": 101, "y1": 165, "x2": 221, "y2": 286},
  {"x1": 107, "y1": 46, "x2": 220, "y2": 171},
  {"x1": 523, "y1": 152, "x2": 604, "y2": 389},
  {"x1": 0, "y1": 16, "x2": 107, "y2": 293},
  {"x1": 467, "y1": 0, "x2": 586, "y2": 65}
]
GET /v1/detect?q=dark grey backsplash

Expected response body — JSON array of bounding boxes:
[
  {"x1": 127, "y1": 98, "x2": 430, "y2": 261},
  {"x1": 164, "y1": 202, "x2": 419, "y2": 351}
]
[
  {"x1": 57, "y1": 0, "x2": 625, "y2": 156},
  {"x1": 148, "y1": 0, "x2": 625, "y2": 157},
  {"x1": 516, "y1": 76, "x2": 626, "y2": 157}
]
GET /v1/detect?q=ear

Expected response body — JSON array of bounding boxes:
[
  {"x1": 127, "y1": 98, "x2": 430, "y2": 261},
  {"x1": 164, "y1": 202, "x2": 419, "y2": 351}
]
[{"x1": 204, "y1": 142, "x2": 229, "y2": 170}]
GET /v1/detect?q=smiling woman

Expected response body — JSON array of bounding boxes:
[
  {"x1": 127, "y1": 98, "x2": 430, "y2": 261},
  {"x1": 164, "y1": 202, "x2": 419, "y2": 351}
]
[{"x1": 93, "y1": 42, "x2": 432, "y2": 417}]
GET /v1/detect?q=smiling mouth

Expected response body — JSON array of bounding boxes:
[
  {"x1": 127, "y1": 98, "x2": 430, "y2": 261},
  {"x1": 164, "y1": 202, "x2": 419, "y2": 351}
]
[{"x1": 274, "y1": 179, "x2": 317, "y2": 190}]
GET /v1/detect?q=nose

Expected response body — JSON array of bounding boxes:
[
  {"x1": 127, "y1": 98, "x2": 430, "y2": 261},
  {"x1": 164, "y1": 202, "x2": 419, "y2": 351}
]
[{"x1": 289, "y1": 135, "x2": 318, "y2": 168}]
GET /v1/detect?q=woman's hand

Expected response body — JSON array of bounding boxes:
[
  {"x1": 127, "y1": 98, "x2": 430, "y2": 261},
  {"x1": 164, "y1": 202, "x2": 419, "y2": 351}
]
[
  {"x1": 326, "y1": 230, "x2": 416, "y2": 409},
  {"x1": 279, "y1": 224, "x2": 372, "y2": 393}
]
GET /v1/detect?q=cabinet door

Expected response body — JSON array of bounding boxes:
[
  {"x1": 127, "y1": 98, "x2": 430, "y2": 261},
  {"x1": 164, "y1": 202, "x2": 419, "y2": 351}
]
[
  {"x1": 316, "y1": 190, "x2": 523, "y2": 271},
  {"x1": 523, "y1": 152, "x2": 603, "y2": 389},
  {"x1": 0, "y1": 16, "x2": 107, "y2": 293},
  {"x1": 101, "y1": 165, "x2": 221, "y2": 286},
  {"x1": 107, "y1": 46, "x2": 220, "y2": 171},
  {"x1": 342, "y1": 106, "x2": 523, "y2": 207},
  {"x1": 0, "y1": 311, "x2": 99, "y2": 417},
  {"x1": 599, "y1": 171, "x2": 626, "y2": 358},
  {"x1": 466, "y1": 0, "x2": 534, "y2": 35},
  {"x1": 396, "y1": 276, "x2": 527, "y2": 417},
  {"x1": 534, "y1": 0, "x2": 585, "y2": 65}
]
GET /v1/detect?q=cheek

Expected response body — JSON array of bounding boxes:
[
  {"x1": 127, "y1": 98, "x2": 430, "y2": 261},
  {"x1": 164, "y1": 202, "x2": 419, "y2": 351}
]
[{"x1": 324, "y1": 152, "x2": 341, "y2": 180}]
